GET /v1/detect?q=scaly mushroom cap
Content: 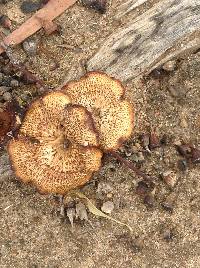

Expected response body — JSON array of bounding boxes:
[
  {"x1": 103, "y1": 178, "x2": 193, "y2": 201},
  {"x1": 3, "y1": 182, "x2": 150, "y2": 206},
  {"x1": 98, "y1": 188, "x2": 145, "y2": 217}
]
[
  {"x1": 8, "y1": 92, "x2": 102, "y2": 194},
  {"x1": 61, "y1": 72, "x2": 134, "y2": 150}
]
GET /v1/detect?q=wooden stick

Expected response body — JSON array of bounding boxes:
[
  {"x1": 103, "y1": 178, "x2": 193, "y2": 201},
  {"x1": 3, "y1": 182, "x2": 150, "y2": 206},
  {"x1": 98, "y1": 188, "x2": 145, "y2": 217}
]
[
  {"x1": 0, "y1": 0, "x2": 77, "y2": 54},
  {"x1": 109, "y1": 150, "x2": 150, "y2": 180}
]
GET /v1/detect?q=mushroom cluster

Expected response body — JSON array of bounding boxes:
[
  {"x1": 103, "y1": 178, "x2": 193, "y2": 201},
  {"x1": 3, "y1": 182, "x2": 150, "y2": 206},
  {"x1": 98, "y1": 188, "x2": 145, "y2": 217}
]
[{"x1": 8, "y1": 72, "x2": 134, "y2": 194}]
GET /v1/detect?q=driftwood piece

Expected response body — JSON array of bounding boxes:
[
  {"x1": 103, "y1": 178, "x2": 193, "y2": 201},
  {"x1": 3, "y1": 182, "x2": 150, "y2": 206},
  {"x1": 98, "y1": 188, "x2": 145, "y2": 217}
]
[
  {"x1": 87, "y1": 0, "x2": 200, "y2": 81},
  {"x1": 0, "y1": 0, "x2": 77, "y2": 54},
  {"x1": 115, "y1": 0, "x2": 148, "y2": 19}
]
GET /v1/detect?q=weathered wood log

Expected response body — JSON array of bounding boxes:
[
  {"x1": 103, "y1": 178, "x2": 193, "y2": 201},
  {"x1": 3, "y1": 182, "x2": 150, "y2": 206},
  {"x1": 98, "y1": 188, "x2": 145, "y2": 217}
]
[
  {"x1": 87, "y1": 0, "x2": 200, "y2": 81},
  {"x1": 115, "y1": 0, "x2": 148, "y2": 19}
]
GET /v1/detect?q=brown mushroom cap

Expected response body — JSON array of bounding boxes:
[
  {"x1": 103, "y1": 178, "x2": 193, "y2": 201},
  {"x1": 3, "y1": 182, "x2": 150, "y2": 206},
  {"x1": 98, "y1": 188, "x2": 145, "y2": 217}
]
[
  {"x1": 8, "y1": 92, "x2": 102, "y2": 194},
  {"x1": 19, "y1": 91, "x2": 71, "y2": 141},
  {"x1": 61, "y1": 72, "x2": 134, "y2": 150},
  {"x1": 8, "y1": 138, "x2": 102, "y2": 194}
]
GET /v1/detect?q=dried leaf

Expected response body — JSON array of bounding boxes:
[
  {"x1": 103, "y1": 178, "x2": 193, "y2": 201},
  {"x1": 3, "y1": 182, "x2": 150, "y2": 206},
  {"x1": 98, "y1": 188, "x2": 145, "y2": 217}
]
[
  {"x1": 71, "y1": 190, "x2": 133, "y2": 233},
  {"x1": 75, "y1": 202, "x2": 88, "y2": 221},
  {"x1": 66, "y1": 207, "x2": 76, "y2": 227}
]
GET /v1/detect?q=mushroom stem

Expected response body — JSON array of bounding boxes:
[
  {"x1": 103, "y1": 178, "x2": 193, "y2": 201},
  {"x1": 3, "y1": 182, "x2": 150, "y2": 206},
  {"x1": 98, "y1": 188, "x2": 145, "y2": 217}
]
[{"x1": 109, "y1": 151, "x2": 150, "y2": 180}]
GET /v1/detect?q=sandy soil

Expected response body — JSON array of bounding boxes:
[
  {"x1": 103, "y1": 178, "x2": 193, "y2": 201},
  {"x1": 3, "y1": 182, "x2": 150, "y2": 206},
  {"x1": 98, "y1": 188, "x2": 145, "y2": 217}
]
[{"x1": 0, "y1": 1, "x2": 200, "y2": 267}]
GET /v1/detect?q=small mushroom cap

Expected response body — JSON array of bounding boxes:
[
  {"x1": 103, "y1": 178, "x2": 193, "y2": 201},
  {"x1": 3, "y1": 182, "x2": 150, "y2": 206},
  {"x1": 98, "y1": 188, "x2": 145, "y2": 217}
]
[
  {"x1": 20, "y1": 91, "x2": 71, "y2": 141},
  {"x1": 8, "y1": 138, "x2": 102, "y2": 194},
  {"x1": 8, "y1": 92, "x2": 102, "y2": 194},
  {"x1": 20, "y1": 92, "x2": 98, "y2": 146},
  {"x1": 62, "y1": 72, "x2": 134, "y2": 150}
]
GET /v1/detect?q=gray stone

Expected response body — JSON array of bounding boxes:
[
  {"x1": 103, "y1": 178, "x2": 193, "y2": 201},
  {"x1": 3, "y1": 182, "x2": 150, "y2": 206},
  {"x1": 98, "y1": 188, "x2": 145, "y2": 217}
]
[
  {"x1": 101, "y1": 201, "x2": 114, "y2": 214},
  {"x1": 22, "y1": 38, "x2": 37, "y2": 56},
  {"x1": 2, "y1": 91, "x2": 12, "y2": 101}
]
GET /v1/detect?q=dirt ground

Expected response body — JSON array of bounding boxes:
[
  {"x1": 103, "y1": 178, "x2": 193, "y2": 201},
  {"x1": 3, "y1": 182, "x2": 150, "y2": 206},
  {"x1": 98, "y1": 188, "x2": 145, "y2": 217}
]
[{"x1": 0, "y1": 1, "x2": 200, "y2": 267}]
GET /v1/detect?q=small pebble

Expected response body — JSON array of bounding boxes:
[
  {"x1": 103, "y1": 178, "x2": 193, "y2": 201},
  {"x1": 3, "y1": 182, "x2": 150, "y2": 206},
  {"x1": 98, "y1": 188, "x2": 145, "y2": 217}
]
[
  {"x1": 160, "y1": 134, "x2": 168, "y2": 145},
  {"x1": 162, "y1": 60, "x2": 177, "y2": 72},
  {"x1": 162, "y1": 170, "x2": 178, "y2": 188},
  {"x1": 124, "y1": 148, "x2": 132, "y2": 157},
  {"x1": 162, "y1": 192, "x2": 177, "y2": 212},
  {"x1": 136, "y1": 180, "x2": 149, "y2": 196},
  {"x1": 2, "y1": 91, "x2": 12, "y2": 101},
  {"x1": 20, "y1": 1, "x2": 41, "y2": 14},
  {"x1": 140, "y1": 133, "x2": 150, "y2": 149},
  {"x1": 131, "y1": 152, "x2": 145, "y2": 163},
  {"x1": 101, "y1": 201, "x2": 114, "y2": 214},
  {"x1": 143, "y1": 193, "x2": 154, "y2": 208},
  {"x1": 1, "y1": 64, "x2": 14, "y2": 76},
  {"x1": 0, "y1": 15, "x2": 11, "y2": 29},
  {"x1": 10, "y1": 79, "x2": 19, "y2": 87},
  {"x1": 0, "y1": 73, "x2": 4, "y2": 83},
  {"x1": 97, "y1": 182, "x2": 113, "y2": 195},
  {"x1": 179, "y1": 116, "x2": 188, "y2": 128},
  {"x1": 191, "y1": 147, "x2": 200, "y2": 164},
  {"x1": 0, "y1": 86, "x2": 10, "y2": 95},
  {"x1": 75, "y1": 202, "x2": 88, "y2": 221},
  {"x1": 106, "y1": 192, "x2": 113, "y2": 198},
  {"x1": 22, "y1": 39, "x2": 37, "y2": 56},
  {"x1": 136, "y1": 179, "x2": 155, "y2": 196},
  {"x1": 137, "y1": 152, "x2": 145, "y2": 162},
  {"x1": 131, "y1": 145, "x2": 139, "y2": 153},
  {"x1": 1, "y1": 76, "x2": 12, "y2": 87},
  {"x1": 177, "y1": 159, "x2": 187, "y2": 172},
  {"x1": 163, "y1": 228, "x2": 173, "y2": 241},
  {"x1": 0, "y1": 0, "x2": 11, "y2": 3},
  {"x1": 132, "y1": 236, "x2": 144, "y2": 252},
  {"x1": 176, "y1": 144, "x2": 192, "y2": 158},
  {"x1": 82, "y1": 0, "x2": 107, "y2": 13}
]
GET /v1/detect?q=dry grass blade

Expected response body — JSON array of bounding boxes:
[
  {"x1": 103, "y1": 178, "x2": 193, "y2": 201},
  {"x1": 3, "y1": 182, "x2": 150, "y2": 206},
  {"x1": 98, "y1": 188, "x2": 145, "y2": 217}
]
[{"x1": 70, "y1": 190, "x2": 133, "y2": 233}]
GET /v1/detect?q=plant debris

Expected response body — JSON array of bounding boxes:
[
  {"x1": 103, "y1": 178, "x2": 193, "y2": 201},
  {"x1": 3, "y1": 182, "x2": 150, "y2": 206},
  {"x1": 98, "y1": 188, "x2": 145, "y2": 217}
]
[
  {"x1": 0, "y1": 15, "x2": 12, "y2": 30},
  {"x1": 66, "y1": 207, "x2": 76, "y2": 227},
  {"x1": 75, "y1": 202, "x2": 88, "y2": 221},
  {"x1": 162, "y1": 192, "x2": 177, "y2": 212},
  {"x1": 176, "y1": 143, "x2": 200, "y2": 164},
  {"x1": 149, "y1": 131, "x2": 160, "y2": 150},
  {"x1": 81, "y1": 0, "x2": 107, "y2": 13},
  {"x1": 161, "y1": 170, "x2": 178, "y2": 189},
  {"x1": 0, "y1": 107, "x2": 14, "y2": 146},
  {"x1": 71, "y1": 191, "x2": 133, "y2": 232},
  {"x1": 0, "y1": 0, "x2": 77, "y2": 55}
]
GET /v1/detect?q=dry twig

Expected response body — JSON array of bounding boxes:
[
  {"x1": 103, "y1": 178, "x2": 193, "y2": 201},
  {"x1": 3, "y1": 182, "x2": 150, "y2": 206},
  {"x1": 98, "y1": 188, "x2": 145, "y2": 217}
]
[{"x1": 0, "y1": 0, "x2": 77, "y2": 54}]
